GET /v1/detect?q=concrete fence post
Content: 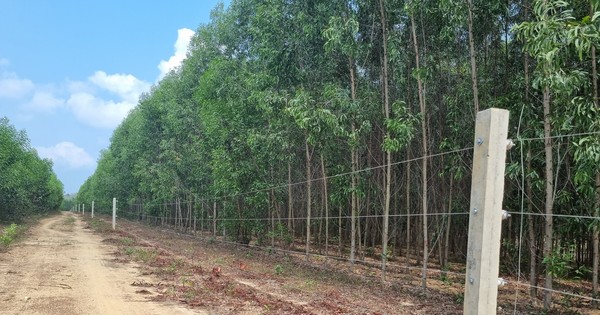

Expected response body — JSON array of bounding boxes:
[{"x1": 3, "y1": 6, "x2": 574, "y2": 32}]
[
  {"x1": 91, "y1": 201, "x2": 94, "y2": 218},
  {"x1": 463, "y1": 108, "x2": 510, "y2": 315}
]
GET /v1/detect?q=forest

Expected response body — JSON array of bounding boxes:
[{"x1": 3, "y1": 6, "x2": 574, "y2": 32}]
[
  {"x1": 0, "y1": 117, "x2": 64, "y2": 221},
  {"x1": 76, "y1": 0, "x2": 600, "y2": 310}
]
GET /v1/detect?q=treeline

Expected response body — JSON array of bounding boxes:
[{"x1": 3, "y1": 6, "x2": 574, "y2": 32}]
[
  {"x1": 0, "y1": 117, "x2": 64, "y2": 221},
  {"x1": 77, "y1": 0, "x2": 600, "y2": 308}
]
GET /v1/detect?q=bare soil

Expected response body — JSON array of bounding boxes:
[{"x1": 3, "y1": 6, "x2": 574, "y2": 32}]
[
  {"x1": 1, "y1": 212, "x2": 596, "y2": 314},
  {"x1": 0, "y1": 212, "x2": 198, "y2": 315}
]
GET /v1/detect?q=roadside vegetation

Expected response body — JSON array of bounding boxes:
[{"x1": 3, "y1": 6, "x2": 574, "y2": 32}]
[
  {"x1": 0, "y1": 223, "x2": 24, "y2": 251},
  {"x1": 0, "y1": 117, "x2": 64, "y2": 223}
]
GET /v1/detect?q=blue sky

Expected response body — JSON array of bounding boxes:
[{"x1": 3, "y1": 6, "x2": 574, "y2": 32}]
[{"x1": 0, "y1": 0, "x2": 228, "y2": 194}]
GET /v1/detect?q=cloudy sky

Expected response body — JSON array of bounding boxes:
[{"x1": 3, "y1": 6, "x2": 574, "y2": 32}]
[{"x1": 0, "y1": 0, "x2": 228, "y2": 193}]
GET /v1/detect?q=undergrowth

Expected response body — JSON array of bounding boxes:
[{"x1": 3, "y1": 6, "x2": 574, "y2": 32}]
[{"x1": 0, "y1": 223, "x2": 22, "y2": 250}]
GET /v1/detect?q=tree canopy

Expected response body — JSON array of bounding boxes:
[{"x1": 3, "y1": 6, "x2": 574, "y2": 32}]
[{"x1": 0, "y1": 117, "x2": 64, "y2": 221}]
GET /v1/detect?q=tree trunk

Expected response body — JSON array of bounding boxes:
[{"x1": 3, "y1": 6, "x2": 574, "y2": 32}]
[
  {"x1": 321, "y1": 154, "x2": 330, "y2": 259},
  {"x1": 527, "y1": 147, "x2": 538, "y2": 298},
  {"x1": 318, "y1": 162, "x2": 324, "y2": 253},
  {"x1": 379, "y1": 0, "x2": 392, "y2": 282},
  {"x1": 594, "y1": 171, "x2": 600, "y2": 305},
  {"x1": 350, "y1": 147, "x2": 357, "y2": 264},
  {"x1": 213, "y1": 201, "x2": 217, "y2": 237},
  {"x1": 410, "y1": 12, "x2": 429, "y2": 290},
  {"x1": 288, "y1": 160, "x2": 294, "y2": 233},
  {"x1": 188, "y1": 195, "x2": 193, "y2": 233},
  {"x1": 466, "y1": 0, "x2": 480, "y2": 114},
  {"x1": 339, "y1": 204, "x2": 343, "y2": 257},
  {"x1": 193, "y1": 197, "x2": 197, "y2": 234},
  {"x1": 443, "y1": 176, "x2": 454, "y2": 273},
  {"x1": 522, "y1": 15, "x2": 538, "y2": 296},
  {"x1": 406, "y1": 148, "x2": 412, "y2": 268},
  {"x1": 305, "y1": 135, "x2": 312, "y2": 261},
  {"x1": 348, "y1": 55, "x2": 358, "y2": 263},
  {"x1": 271, "y1": 189, "x2": 276, "y2": 248},
  {"x1": 542, "y1": 86, "x2": 554, "y2": 310},
  {"x1": 592, "y1": 31, "x2": 599, "y2": 304},
  {"x1": 177, "y1": 197, "x2": 182, "y2": 231}
]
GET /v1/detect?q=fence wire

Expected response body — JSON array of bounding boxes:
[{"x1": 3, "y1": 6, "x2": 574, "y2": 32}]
[{"x1": 76, "y1": 130, "x2": 600, "y2": 313}]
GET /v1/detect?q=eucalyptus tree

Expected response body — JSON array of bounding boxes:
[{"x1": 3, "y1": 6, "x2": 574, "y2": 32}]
[
  {"x1": 323, "y1": 3, "x2": 363, "y2": 264},
  {"x1": 515, "y1": 0, "x2": 599, "y2": 308},
  {"x1": 405, "y1": 0, "x2": 431, "y2": 289},
  {"x1": 0, "y1": 117, "x2": 63, "y2": 221},
  {"x1": 568, "y1": 0, "x2": 600, "y2": 302}
]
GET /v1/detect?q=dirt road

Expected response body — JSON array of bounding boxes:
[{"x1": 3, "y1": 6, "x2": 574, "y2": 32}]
[{"x1": 0, "y1": 212, "x2": 201, "y2": 315}]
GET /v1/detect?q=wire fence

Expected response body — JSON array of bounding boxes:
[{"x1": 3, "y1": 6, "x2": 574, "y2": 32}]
[{"x1": 75, "y1": 129, "x2": 600, "y2": 313}]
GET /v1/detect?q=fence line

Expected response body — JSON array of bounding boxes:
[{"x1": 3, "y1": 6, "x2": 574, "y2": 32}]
[
  {"x1": 94, "y1": 211, "x2": 600, "y2": 307},
  {"x1": 104, "y1": 212, "x2": 600, "y2": 309},
  {"x1": 120, "y1": 208, "x2": 469, "y2": 221},
  {"x1": 519, "y1": 283, "x2": 600, "y2": 303},
  {"x1": 508, "y1": 211, "x2": 599, "y2": 220},
  {"x1": 121, "y1": 205, "x2": 599, "y2": 222},
  {"x1": 117, "y1": 216, "x2": 469, "y2": 279},
  {"x1": 119, "y1": 129, "x2": 600, "y2": 212},
  {"x1": 510, "y1": 109, "x2": 600, "y2": 312},
  {"x1": 79, "y1": 129, "x2": 600, "y2": 312},
  {"x1": 517, "y1": 131, "x2": 600, "y2": 142},
  {"x1": 121, "y1": 145, "x2": 474, "y2": 207}
]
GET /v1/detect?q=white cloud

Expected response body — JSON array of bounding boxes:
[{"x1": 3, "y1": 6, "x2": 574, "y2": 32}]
[
  {"x1": 25, "y1": 90, "x2": 65, "y2": 112},
  {"x1": 66, "y1": 92, "x2": 135, "y2": 129},
  {"x1": 66, "y1": 79, "x2": 96, "y2": 95},
  {"x1": 0, "y1": 61, "x2": 34, "y2": 99},
  {"x1": 36, "y1": 141, "x2": 95, "y2": 169},
  {"x1": 0, "y1": 76, "x2": 35, "y2": 99},
  {"x1": 2, "y1": 28, "x2": 195, "y2": 130},
  {"x1": 89, "y1": 71, "x2": 150, "y2": 102},
  {"x1": 157, "y1": 28, "x2": 195, "y2": 80},
  {"x1": 57, "y1": 71, "x2": 151, "y2": 129}
]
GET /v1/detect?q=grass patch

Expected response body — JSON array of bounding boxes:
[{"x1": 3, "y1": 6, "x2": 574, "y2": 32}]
[
  {"x1": 55, "y1": 216, "x2": 77, "y2": 232},
  {"x1": 0, "y1": 223, "x2": 23, "y2": 250},
  {"x1": 87, "y1": 218, "x2": 113, "y2": 233},
  {"x1": 125, "y1": 247, "x2": 159, "y2": 263},
  {"x1": 64, "y1": 216, "x2": 76, "y2": 226},
  {"x1": 121, "y1": 237, "x2": 135, "y2": 246},
  {"x1": 274, "y1": 264, "x2": 284, "y2": 275}
]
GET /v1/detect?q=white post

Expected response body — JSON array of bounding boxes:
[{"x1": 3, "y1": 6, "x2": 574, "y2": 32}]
[
  {"x1": 82, "y1": 204, "x2": 85, "y2": 215},
  {"x1": 463, "y1": 108, "x2": 510, "y2": 315},
  {"x1": 91, "y1": 201, "x2": 94, "y2": 218},
  {"x1": 112, "y1": 198, "x2": 117, "y2": 230}
]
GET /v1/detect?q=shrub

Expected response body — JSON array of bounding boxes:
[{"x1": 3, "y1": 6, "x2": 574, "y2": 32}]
[{"x1": 0, "y1": 224, "x2": 20, "y2": 248}]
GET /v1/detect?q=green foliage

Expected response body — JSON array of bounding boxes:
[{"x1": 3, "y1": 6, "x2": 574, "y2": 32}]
[
  {"x1": 267, "y1": 223, "x2": 294, "y2": 247},
  {"x1": 514, "y1": 0, "x2": 597, "y2": 91},
  {"x1": 64, "y1": 216, "x2": 76, "y2": 226},
  {"x1": 383, "y1": 101, "x2": 417, "y2": 153},
  {"x1": 0, "y1": 224, "x2": 20, "y2": 248},
  {"x1": 0, "y1": 117, "x2": 63, "y2": 221},
  {"x1": 543, "y1": 247, "x2": 575, "y2": 279},
  {"x1": 274, "y1": 264, "x2": 284, "y2": 275},
  {"x1": 125, "y1": 247, "x2": 159, "y2": 264}
]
